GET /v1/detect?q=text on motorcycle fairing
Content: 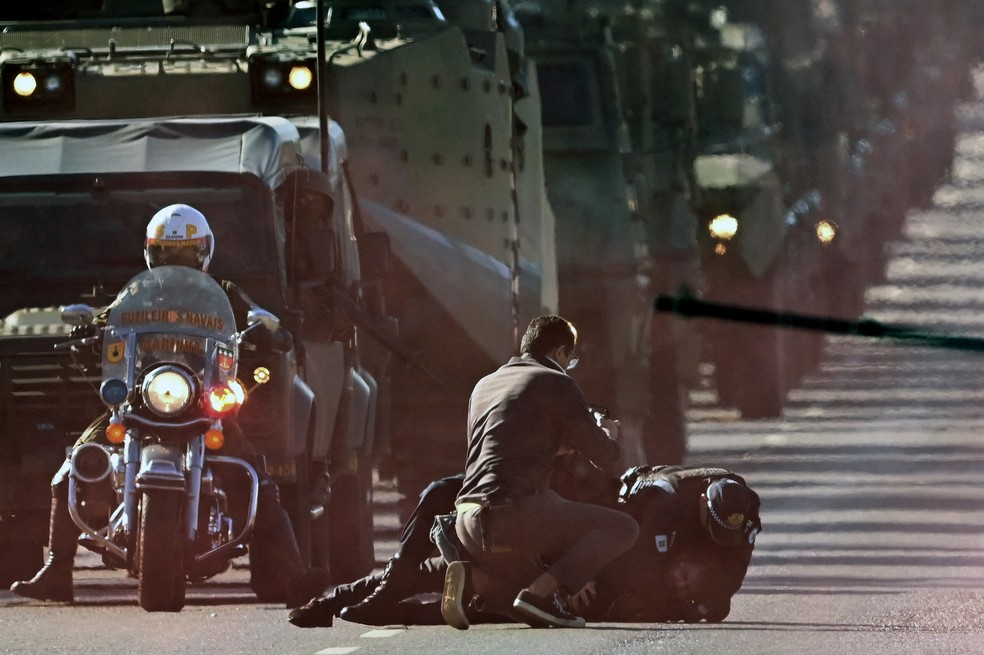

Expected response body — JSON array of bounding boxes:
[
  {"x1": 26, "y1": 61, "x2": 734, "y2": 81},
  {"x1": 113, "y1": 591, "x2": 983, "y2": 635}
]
[
  {"x1": 119, "y1": 310, "x2": 225, "y2": 331},
  {"x1": 138, "y1": 336, "x2": 205, "y2": 355}
]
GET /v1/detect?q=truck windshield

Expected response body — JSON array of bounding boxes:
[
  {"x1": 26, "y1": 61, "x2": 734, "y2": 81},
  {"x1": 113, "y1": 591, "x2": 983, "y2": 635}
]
[
  {"x1": 0, "y1": 174, "x2": 278, "y2": 286},
  {"x1": 537, "y1": 60, "x2": 597, "y2": 128}
]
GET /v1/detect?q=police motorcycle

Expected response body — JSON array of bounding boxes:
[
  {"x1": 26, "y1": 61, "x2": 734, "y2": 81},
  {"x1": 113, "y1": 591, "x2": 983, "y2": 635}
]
[{"x1": 58, "y1": 265, "x2": 278, "y2": 612}]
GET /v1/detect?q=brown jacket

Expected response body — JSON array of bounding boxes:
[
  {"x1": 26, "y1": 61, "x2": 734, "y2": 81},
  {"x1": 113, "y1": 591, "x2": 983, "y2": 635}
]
[{"x1": 457, "y1": 354, "x2": 620, "y2": 505}]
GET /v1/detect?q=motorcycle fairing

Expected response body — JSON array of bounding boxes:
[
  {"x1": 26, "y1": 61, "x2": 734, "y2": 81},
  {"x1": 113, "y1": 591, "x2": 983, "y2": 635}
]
[{"x1": 102, "y1": 266, "x2": 238, "y2": 396}]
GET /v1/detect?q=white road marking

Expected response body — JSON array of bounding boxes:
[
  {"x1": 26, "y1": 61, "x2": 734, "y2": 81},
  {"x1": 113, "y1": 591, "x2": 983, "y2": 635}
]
[
  {"x1": 360, "y1": 629, "x2": 406, "y2": 638},
  {"x1": 315, "y1": 648, "x2": 359, "y2": 654}
]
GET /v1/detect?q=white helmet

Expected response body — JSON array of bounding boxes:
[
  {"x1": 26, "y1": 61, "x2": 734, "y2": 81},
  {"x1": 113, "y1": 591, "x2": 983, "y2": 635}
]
[{"x1": 145, "y1": 204, "x2": 215, "y2": 271}]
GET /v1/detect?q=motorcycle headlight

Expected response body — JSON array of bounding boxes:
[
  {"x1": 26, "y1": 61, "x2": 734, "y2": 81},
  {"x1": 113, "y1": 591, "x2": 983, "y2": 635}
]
[{"x1": 141, "y1": 366, "x2": 195, "y2": 416}]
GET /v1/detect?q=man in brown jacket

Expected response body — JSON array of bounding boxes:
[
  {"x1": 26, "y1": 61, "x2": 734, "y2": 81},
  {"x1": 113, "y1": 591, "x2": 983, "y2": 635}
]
[{"x1": 451, "y1": 315, "x2": 639, "y2": 629}]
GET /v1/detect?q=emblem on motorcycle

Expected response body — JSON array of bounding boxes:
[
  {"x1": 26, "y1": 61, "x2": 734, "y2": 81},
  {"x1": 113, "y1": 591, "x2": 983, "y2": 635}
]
[
  {"x1": 216, "y1": 346, "x2": 234, "y2": 371},
  {"x1": 106, "y1": 340, "x2": 125, "y2": 363}
]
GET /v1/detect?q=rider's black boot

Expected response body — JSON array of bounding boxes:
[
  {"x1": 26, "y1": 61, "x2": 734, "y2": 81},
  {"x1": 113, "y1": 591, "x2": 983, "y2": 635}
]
[
  {"x1": 250, "y1": 481, "x2": 331, "y2": 609},
  {"x1": 338, "y1": 555, "x2": 421, "y2": 625},
  {"x1": 10, "y1": 483, "x2": 79, "y2": 602}
]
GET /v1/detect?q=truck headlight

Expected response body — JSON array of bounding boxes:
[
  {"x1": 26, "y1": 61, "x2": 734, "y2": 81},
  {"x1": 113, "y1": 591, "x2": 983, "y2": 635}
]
[
  {"x1": 249, "y1": 54, "x2": 318, "y2": 108},
  {"x1": 708, "y1": 214, "x2": 739, "y2": 241},
  {"x1": 816, "y1": 219, "x2": 838, "y2": 245},
  {"x1": 141, "y1": 366, "x2": 195, "y2": 416},
  {"x1": 2, "y1": 59, "x2": 75, "y2": 115}
]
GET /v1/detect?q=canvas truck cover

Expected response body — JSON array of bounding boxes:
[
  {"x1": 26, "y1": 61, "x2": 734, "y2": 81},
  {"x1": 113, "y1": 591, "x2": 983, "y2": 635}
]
[{"x1": 0, "y1": 116, "x2": 303, "y2": 186}]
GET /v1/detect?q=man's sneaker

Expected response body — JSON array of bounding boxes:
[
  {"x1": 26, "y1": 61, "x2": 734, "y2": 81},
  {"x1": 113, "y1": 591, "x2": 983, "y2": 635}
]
[
  {"x1": 441, "y1": 561, "x2": 473, "y2": 630},
  {"x1": 512, "y1": 589, "x2": 585, "y2": 629}
]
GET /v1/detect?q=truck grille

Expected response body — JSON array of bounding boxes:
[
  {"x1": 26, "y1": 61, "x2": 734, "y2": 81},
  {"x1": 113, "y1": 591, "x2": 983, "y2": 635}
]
[{"x1": 0, "y1": 339, "x2": 105, "y2": 478}]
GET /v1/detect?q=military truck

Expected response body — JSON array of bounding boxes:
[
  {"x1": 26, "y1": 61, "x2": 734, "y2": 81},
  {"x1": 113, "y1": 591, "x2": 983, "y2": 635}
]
[
  {"x1": 0, "y1": 0, "x2": 558, "y2": 544},
  {"x1": 0, "y1": 53, "x2": 385, "y2": 589},
  {"x1": 510, "y1": 1, "x2": 700, "y2": 464}
]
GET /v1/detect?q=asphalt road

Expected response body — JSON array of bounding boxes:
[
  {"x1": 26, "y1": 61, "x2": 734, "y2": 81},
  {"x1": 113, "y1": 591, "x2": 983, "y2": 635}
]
[{"x1": 5, "y1": 66, "x2": 984, "y2": 655}]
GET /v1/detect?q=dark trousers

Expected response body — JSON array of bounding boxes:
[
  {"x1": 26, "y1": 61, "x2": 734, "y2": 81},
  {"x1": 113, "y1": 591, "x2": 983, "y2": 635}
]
[
  {"x1": 456, "y1": 489, "x2": 639, "y2": 613},
  {"x1": 328, "y1": 476, "x2": 464, "y2": 608},
  {"x1": 397, "y1": 475, "x2": 463, "y2": 566}
]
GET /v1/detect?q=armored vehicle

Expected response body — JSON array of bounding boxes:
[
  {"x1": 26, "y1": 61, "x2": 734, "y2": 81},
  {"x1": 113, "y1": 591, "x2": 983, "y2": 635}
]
[
  {"x1": 513, "y1": 1, "x2": 701, "y2": 463},
  {"x1": 289, "y1": 1, "x2": 561, "y2": 502}
]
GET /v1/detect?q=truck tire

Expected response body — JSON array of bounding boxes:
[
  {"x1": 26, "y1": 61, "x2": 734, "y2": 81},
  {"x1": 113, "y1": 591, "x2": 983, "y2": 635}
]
[
  {"x1": 279, "y1": 455, "x2": 312, "y2": 565},
  {"x1": 644, "y1": 340, "x2": 688, "y2": 464},
  {"x1": 326, "y1": 457, "x2": 375, "y2": 584},
  {"x1": 735, "y1": 328, "x2": 787, "y2": 420}
]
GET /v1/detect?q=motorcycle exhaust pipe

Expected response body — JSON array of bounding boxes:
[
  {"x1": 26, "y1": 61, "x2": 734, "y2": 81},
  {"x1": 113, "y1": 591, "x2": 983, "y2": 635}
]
[{"x1": 71, "y1": 443, "x2": 113, "y2": 484}]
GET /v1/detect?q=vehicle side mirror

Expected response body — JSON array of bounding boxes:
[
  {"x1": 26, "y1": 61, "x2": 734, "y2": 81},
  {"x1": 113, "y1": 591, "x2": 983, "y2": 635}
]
[
  {"x1": 247, "y1": 308, "x2": 281, "y2": 332},
  {"x1": 300, "y1": 226, "x2": 337, "y2": 279},
  {"x1": 359, "y1": 231, "x2": 391, "y2": 281},
  {"x1": 60, "y1": 304, "x2": 96, "y2": 326}
]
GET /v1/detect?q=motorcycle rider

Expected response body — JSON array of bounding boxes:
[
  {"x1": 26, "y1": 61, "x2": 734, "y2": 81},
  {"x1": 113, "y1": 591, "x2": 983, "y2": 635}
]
[
  {"x1": 453, "y1": 314, "x2": 639, "y2": 629},
  {"x1": 9, "y1": 203, "x2": 329, "y2": 608}
]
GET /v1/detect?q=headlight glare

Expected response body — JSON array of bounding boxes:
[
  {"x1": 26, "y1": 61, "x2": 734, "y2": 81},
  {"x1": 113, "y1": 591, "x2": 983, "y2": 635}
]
[
  {"x1": 141, "y1": 367, "x2": 195, "y2": 416},
  {"x1": 207, "y1": 384, "x2": 241, "y2": 416},
  {"x1": 13, "y1": 72, "x2": 37, "y2": 97},
  {"x1": 816, "y1": 219, "x2": 838, "y2": 245},
  {"x1": 288, "y1": 66, "x2": 313, "y2": 90},
  {"x1": 708, "y1": 214, "x2": 739, "y2": 241}
]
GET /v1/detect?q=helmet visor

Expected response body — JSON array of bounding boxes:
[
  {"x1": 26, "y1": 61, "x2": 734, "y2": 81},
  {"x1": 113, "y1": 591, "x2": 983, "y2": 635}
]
[{"x1": 146, "y1": 236, "x2": 212, "y2": 270}]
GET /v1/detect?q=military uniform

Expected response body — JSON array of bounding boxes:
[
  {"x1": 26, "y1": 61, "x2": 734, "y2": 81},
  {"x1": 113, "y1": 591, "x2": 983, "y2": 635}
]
[{"x1": 592, "y1": 465, "x2": 762, "y2": 622}]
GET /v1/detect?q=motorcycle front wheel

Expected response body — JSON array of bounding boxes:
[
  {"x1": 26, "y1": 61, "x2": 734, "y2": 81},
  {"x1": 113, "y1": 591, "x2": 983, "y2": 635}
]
[{"x1": 137, "y1": 491, "x2": 187, "y2": 612}]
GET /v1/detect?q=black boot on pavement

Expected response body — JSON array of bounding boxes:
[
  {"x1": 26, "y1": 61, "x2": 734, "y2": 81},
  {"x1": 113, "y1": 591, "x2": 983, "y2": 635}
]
[
  {"x1": 338, "y1": 556, "x2": 419, "y2": 625},
  {"x1": 288, "y1": 587, "x2": 347, "y2": 627},
  {"x1": 10, "y1": 485, "x2": 79, "y2": 603}
]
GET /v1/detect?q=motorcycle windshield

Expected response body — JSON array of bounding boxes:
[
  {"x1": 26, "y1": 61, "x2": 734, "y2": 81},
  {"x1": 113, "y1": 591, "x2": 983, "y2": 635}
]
[{"x1": 102, "y1": 267, "x2": 238, "y2": 390}]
